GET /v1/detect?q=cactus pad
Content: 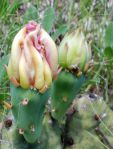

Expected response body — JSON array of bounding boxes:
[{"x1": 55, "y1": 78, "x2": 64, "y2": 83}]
[
  {"x1": 10, "y1": 83, "x2": 50, "y2": 143},
  {"x1": 51, "y1": 71, "x2": 85, "y2": 121}
]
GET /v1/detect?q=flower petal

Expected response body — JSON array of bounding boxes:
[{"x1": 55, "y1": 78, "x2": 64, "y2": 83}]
[
  {"x1": 43, "y1": 58, "x2": 52, "y2": 86},
  {"x1": 40, "y1": 29, "x2": 58, "y2": 76},
  {"x1": 19, "y1": 51, "x2": 30, "y2": 88},
  {"x1": 30, "y1": 45, "x2": 45, "y2": 89},
  {"x1": 10, "y1": 27, "x2": 26, "y2": 79}
]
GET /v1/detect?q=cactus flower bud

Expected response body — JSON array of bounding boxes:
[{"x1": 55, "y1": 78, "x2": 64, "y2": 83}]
[
  {"x1": 6, "y1": 21, "x2": 58, "y2": 92},
  {"x1": 59, "y1": 29, "x2": 91, "y2": 72}
]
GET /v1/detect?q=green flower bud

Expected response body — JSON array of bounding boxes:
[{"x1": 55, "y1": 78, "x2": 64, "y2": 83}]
[
  {"x1": 6, "y1": 21, "x2": 58, "y2": 93},
  {"x1": 59, "y1": 29, "x2": 91, "y2": 72}
]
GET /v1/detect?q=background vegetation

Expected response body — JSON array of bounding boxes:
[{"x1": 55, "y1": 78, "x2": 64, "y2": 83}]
[{"x1": 0, "y1": 0, "x2": 113, "y2": 148}]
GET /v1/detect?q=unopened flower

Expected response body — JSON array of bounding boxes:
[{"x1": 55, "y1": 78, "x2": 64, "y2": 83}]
[
  {"x1": 59, "y1": 29, "x2": 91, "y2": 72},
  {"x1": 6, "y1": 21, "x2": 58, "y2": 93}
]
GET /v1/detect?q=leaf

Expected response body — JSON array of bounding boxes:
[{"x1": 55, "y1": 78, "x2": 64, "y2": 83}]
[
  {"x1": 42, "y1": 7, "x2": 55, "y2": 32},
  {"x1": 0, "y1": 55, "x2": 10, "y2": 101},
  {"x1": 7, "y1": 0, "x2": 21, "y2": 15},
  {"x1": 104, "y1": 47, "x2": 113, "y2": 58},
  {"x1": 80, "y1": 0, "x2": 92, "y2": 17},
  {"x1": 0, "y1": 93, "x2": 9, "y2": 101},
  {"x1": 105, "y1": 22, "x2": 113, "y2": 47},
  {"x1": 0, "y1": 55, "x2": 9, "y2": 84},
  {"x1": 23, "y1": 5, "x2": 38, "y2": 23},
  {"x1": 52, "y1": 25, "x2": 68, "y2": 40},
  {"x1": 0, "y1": 0, "x2": 9, "y2": 17}
]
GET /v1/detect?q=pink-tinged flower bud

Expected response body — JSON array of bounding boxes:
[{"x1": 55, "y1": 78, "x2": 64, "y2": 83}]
[
  {"x1": 59, "y1": 29, "x2": 91, "y2": 71},
  {"x1": 6, "y1": 21, "x2": 58, "y2": 92}
]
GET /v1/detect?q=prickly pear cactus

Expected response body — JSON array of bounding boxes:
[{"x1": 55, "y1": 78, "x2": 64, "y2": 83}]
[
  {"x1": 51, "y1": 71, "x2": 85, "y2": 120},
  {"x1": 72, "y1": 94, "x2": 108, "y2": 130},
  {"x1": 97, "y1": 102, "x2": 113, "y2": 148},
  {"x1": 51, "y1": 28, "x2": 91, "y2": 121},
  {"x1": 1, "y1": 113, "x2": 62, "y2": 149},
  {"x1": 2, "y1": 93, "x2": 113, "y2": 149},
  {"x1": 66, "y1": 94, "x2": 113, "y2": 149},
  {"x1": 39, "y1": 114, "x2": 62, "y2": 149},
  {"x1": 11, "y1": 83, "x2": 50, "y2": 143},
  {"x1": 65, "y1": 130, "x2": 105, "y2": 149},
  {"x1": 5, "y1": 21, "x2": 58, "y2": 144},
  {"x1": 5, "y1": 19, "x2": 113, "y2": 149}
]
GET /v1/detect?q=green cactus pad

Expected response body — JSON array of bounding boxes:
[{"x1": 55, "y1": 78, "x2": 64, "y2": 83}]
[
  {"x1": 11, "y1": 128, "x2": 39, "y2": 149},
  {"x1": 74, "y1": 95, "x2": 108, "y2": 130},
  {"x1": 69, "y1": 130, "x2": 105, "y2": 149},
  {"x1": 39, "y1": 114, "x2": 62, "y2": 149},
  {"x1": 10, "y1": 83, "x2": 50, "y2": 143},
  {"x1": 51, "y1": 71, "x2": 85, "y2": 121},
  {"x1": 66, "y1": 94, "x2": 113, "y2": 149},
  {"x1": 98, "y1": 106, "x2": 113, "y2": 148},
  {"x1": 68, "y1": 94, "x2": 110, "y2": 133},
  {"x1": 1, "y1": 114, "x2": 62, "y2": 149}
]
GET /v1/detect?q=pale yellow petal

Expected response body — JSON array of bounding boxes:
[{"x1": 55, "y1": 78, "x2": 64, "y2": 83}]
[
  {"x1": 43, "y1": 58, "x2": 52, "y2": 86},
  {"x1": 30, "y1": 46, "x2": 45, "y2": 89},
  {"x1": 19, "y1": 52, "x2": 30, "y2": 88},
  {"x1": 24, "y1": 26, "x2": 39, "y2": 65},
  {"x1": 7, "y1": 59, "x2": 14, "y2": 78},
  {"x1": 11, "y1": 27, "x2": 26, "y2": 79}
]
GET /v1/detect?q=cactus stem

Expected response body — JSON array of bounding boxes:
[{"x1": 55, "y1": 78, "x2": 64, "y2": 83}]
[
  {"x1": 21, "y1": 98, "x2": 29, "y2": 106},
  {"x1": 19, "y1": 128, "x2": 24, "y2": 134}
]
